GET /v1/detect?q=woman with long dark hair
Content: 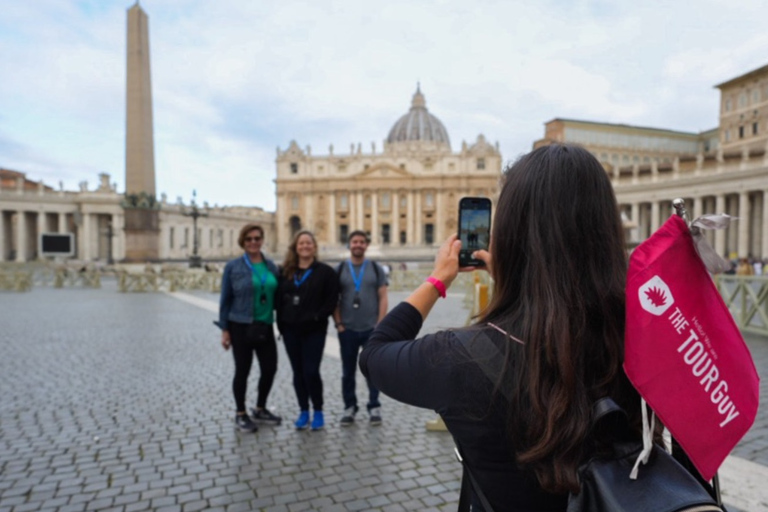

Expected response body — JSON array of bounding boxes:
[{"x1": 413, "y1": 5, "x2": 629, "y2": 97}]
[
  {"x1": 360, "y1": 144, "x2": 641, "y2": 510},
  {"x1": 276, "y1": 230, "x2": 339, "y2": 431}
]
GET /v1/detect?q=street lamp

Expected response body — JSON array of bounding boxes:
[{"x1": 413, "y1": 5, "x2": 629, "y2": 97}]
[{"x1": 183, "y1": 190, "x2": 208, "y2": 268}]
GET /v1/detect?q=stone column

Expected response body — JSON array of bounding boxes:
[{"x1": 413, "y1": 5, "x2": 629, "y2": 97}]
[
  {"x1": 346, "y1": 192, "x2": 354, "y2": 235},
  {"x1": 35, "y1": 211, "x2": 46, "y2": 260},
  {"x1": 356, "y1": 191, "x2": 364, "y2": 230},
  {"x1": 58, "y1": 212, "x2": 67, "y2": 233},
  {"x1": 0, "y1": 210, "x2": 5, "y2": 262},
  {"x1": 82, "y1": 213, "x2": 92, "y2": 261},
  {"x1": 715, "y1": 195, "x2": 726, "y2": 258},
  {"x1": 392, "y1": 191, "x2": 399, "y2": 245},
  {"x1": 114, "y1": 213, "x2": 125, "y2": 261},
  {"x1": 650, "y1": 201, "x2": 660, "y2": 234},
  {"x1": 108, "y1": 213, "x2": 117, "y2": 262},
  {"x1": 630, "y1": 203, "x2": 640, "y2": 243},
  {"x1": 415, "y1": 191, "x2": 422, "y2": 245},
  {"x1": 406, "y1": 192, "x2": 414, "y2": 245},
  {"x1": 16, "y1": 211, "x2": 26, "y2": 262},
  {"x1": 436, "y1": 192, "x2": 444, "y2": 242},
  {"x1": 738, "y1": 191, "x2": 750, "y2": 258},
  {"x1": 762, "y1": 190, "x2": 768, "y2": 260},
  {"x1": 328, "y1": 194, "x2": 336, "y2": 245},
  {"x1": 693, "y1": 196, "x2": 703, "y2": 221},
  {"x1": 305, "y1": 193, "x2": 314, "y2": 232},
  {"x1": 371, "y1": 193, "x2": 379, "y2": 244}
]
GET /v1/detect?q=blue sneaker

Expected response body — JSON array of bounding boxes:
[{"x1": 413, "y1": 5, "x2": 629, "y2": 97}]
[
  {"x1": 311, "y1": 410, "x2": 324, "y2": 431},
  {"x1": 295, "y1": 410, "x2": 310, "y2": 430}
]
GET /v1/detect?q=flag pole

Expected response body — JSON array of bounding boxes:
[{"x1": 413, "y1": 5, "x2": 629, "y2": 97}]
[{"x1": 671, "y1": 197, "x2": 724, "y2": 509}]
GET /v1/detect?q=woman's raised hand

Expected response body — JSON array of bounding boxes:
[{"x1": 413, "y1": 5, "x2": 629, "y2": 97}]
[
  {"x1": 469, "y1": 249, "x2": 493, "y2": 277},
  {"x1": 431, "y1": 234, "x2": 462, "y2": 288}
]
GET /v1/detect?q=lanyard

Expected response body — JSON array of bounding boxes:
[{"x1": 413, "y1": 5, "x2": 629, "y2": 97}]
[
  {"x1": 347, "y1": 260, "x2": 367, "y2": 293},
  {"x1": 294, "y1": 268, "x2": 313, "y2": 288},
  {"x1": 242, "y1": 254, "x2": 267, "y2": 289}
]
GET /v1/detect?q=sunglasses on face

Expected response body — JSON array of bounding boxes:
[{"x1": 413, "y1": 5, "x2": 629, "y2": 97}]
[{"x1": 244, "y1": 236, "x2": 262, "y2": 242}]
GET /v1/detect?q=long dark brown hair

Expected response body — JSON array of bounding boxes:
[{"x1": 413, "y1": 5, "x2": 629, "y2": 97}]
[
  {"x1": 282, "y1": 230, "x2": 318, "y2": 279},
  {"x1": 479, "y1": 144, "x2": 640, "y2": 493}
]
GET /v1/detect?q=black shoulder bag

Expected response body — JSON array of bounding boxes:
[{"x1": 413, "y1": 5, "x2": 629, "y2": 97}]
[
  {"x1": 455, "y1": 398, "x2": 725, "y2": 512},
  {"x1": 567, "y1": 397, "x2": 724, "y2": 512}
]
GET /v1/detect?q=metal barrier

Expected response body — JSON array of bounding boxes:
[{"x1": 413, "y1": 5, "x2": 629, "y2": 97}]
[
  {"x1": 0, "y1": 262, "x2": 103, "y2": 290},
  {"x1": 0, "y1": 270, "x2": 33, "y2": 292},
  {"x1": 53, "y1": 267, "x2": 101, "y2": 288},
  {"x1": 714, "y1": 275, "x2": 768, "y2": 337},
  {"x1": 388, "y1": 269, "x2": 486, "y2": 293},
  {"x1": 117, "y1": 270, "x2": 221, "y2": 293},
  {"x1": 166, "y1": 271, "x2": 220, "y2": 293}
]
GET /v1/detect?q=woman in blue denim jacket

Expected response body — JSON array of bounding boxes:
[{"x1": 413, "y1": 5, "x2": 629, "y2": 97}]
[{"x1": 216, "y1": 223, "x2": 282, "y2": 432}]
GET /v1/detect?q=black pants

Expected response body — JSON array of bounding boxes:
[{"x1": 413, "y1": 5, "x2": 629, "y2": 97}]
[
  {"x1": 281, "y1": 327, "x2": 326, "y2": 411},
  {"x1": 229, "y1": 321, "x2": 277, "y2": 413}
]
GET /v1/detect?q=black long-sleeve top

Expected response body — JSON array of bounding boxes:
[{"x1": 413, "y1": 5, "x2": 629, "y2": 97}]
[
  {"x1": 276, "y1": 261, "x2": 339, "y2": 334},
  {"x1": 359, "y1": 302, "x2": 567, "y2": 512}
]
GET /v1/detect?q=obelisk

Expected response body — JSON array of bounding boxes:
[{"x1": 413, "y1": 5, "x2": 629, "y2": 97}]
[{"x1": 123, "y1": 1, "x2": 159, "y2": 261}]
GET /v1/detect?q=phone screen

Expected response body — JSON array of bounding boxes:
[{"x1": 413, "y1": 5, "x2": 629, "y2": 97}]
[{"x1": 458, "y1": 197, "x2": 492, "y2": 267}]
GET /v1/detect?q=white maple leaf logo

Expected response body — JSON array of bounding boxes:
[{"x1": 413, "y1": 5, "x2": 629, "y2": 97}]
[{"x1": 638, "y1": 276, "x2": 674, "y2": 316}]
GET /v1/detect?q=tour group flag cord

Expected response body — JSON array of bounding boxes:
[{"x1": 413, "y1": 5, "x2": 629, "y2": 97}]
[{"x1": 623, "y1": 198, "x2": 760, "y2": 484}]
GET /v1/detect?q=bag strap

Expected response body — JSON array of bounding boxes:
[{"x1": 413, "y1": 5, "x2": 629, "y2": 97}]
[
  {"x1": 457, "y1": 464, "x2": 471, "y2": 512},
  {"x1": 591, "y1": 397, "x2": 626, "y2": 426},
  {"x1": 454, "y1": 441, "x2": 496, "y2": 512}
]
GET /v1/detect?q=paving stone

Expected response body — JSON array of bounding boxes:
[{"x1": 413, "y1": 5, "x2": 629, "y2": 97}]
[
  {"x1": 124, "y1": 500, "x2": 150, "y2": 512},
  {"x1": 150, "y1": 496, "x2": 176, "y2": 508},
  {"x1": 12, "y1": 502, "x2": 43, "y2": 512},
  {"x1": 57, "y1": 504, "x2": 86, "y2": 512},
  {"x1": 181, "y1": 500, "x2": 208, "y2": 512}
]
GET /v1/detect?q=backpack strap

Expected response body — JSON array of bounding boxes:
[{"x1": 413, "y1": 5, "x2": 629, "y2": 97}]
[
  {"x1": 592, "y1": 397, "x2": 626, "y2": 426},
  {"x1": 454, "y1": 441, "x2": 497, "y2": 512}
]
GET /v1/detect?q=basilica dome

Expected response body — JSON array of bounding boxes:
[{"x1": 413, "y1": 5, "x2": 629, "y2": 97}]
[{"x1": 386, "y1": 86, "x2": 451, "y2": 147}]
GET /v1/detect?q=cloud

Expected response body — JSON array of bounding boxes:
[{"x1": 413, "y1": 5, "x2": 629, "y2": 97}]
[{"x1": 1, "y1": 0, "x2": 767, "y2": 211}]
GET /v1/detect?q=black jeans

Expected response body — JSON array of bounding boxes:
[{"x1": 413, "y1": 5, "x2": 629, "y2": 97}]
[
  {"x1": 282, "y1": 327, "x2": 326, "y2": 411},
  {"x1": 338, "y1": 329, "x2": 380, "y2": 411},
  {"x1": 229, "y1": 321, "x2": 277, "y2": 413}
]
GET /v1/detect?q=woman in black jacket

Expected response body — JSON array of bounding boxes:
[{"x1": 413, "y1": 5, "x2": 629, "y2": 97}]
[
  {"x1": 277, "y1": 230, "x2": 339, "y2": 431},
  {"x1": 360, "y1": 144, "x2": 642, "y2": 511}
]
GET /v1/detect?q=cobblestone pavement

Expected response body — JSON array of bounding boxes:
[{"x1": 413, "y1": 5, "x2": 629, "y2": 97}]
[{"x1": 1, "y1": 282, "x2": 767, "y2": 512}]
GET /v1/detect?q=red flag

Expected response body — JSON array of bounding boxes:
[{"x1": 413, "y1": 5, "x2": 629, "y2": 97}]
[{"x1": 625, "y1": 214, "x2": 760, "y2": 481}]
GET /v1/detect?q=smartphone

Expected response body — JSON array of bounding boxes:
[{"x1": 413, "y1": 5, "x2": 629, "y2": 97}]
[{"x1": 458, "y1": 197, "x2": 492, "y2": 267}]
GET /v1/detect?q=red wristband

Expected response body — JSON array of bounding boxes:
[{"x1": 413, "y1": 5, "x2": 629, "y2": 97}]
[{"x1": 425, "y1": 276, "x2": 447, "y2": 298}]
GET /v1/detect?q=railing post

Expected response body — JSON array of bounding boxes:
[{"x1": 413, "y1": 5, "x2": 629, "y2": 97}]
[{"x1": 740, "y1": 277, "x2": 748, "y2": 329}]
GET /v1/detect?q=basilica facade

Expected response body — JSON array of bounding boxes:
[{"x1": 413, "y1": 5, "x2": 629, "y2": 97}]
[{"x1": 274, "y1": 87, "x2": 502, "y2": 260}]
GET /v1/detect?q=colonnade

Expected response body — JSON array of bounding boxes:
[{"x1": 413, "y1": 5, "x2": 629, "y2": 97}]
[
  {"x1": 0, "y1": 209, "x2": 123, "y2": 263},
  {"x1": 341, "y1": 190, "x2": 434, "y2": 246},
  {"x1": 621, "y1": 189, "x2": 768, "y2": 259}
]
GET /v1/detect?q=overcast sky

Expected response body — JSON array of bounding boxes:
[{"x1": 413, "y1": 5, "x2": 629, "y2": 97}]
[{"x1": 1, "y1": 0, "x2": 766, "y2": 211}]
